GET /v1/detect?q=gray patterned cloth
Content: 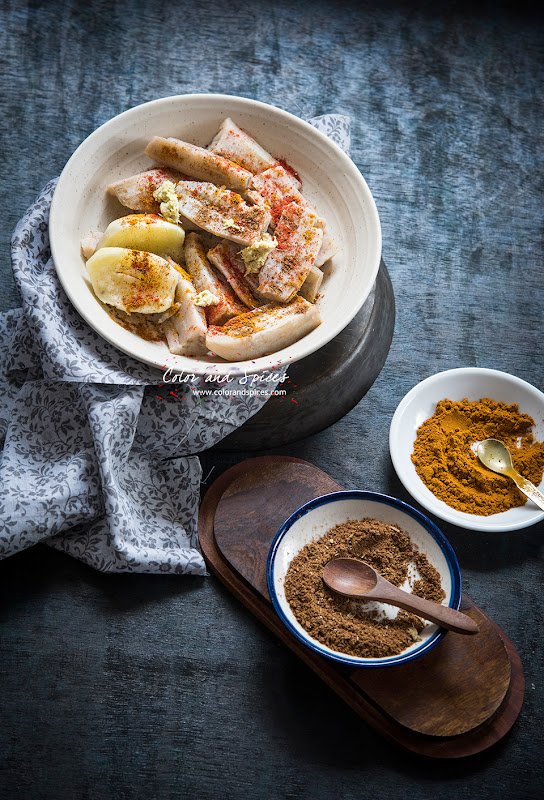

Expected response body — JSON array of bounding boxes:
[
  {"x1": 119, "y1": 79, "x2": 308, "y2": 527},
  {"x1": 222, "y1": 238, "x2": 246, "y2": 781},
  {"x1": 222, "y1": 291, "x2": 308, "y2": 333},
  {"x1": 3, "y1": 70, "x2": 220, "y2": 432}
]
[{"x1": 0, "y1": 114, "x2": 350, "y2": 574}]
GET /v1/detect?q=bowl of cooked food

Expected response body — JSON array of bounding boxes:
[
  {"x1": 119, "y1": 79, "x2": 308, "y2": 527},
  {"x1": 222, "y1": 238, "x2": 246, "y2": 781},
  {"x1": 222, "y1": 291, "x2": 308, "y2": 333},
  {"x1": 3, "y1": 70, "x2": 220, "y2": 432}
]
[
  {"x1": 49, "y1": 94, "x2": 381, "y2": 376},
  {"x1": 267, "y1": 491, "x2": 463, "y2": 667}
]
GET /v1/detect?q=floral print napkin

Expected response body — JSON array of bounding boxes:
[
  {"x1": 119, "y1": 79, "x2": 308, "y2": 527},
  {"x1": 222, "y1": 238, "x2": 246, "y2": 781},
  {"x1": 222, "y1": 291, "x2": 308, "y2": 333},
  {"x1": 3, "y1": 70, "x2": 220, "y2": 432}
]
[{"x1": 0, "y1": 114, "x2": 350, "y2": 574}]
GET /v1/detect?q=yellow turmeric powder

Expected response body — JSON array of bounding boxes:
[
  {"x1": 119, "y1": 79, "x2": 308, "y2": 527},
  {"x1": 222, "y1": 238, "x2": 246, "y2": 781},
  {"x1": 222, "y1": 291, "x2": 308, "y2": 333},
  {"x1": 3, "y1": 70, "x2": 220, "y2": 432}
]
[{"x1": 412, "y1": 398, "x2": 544, "y2": 515}]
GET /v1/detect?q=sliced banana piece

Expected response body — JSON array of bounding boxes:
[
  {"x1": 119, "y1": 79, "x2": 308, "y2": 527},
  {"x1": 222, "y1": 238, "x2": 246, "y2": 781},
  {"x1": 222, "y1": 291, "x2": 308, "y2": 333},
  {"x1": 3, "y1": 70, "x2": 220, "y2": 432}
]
[
  {"x1": 255, "y1": 162, "x2": 301, "y2": 192},
  {"x1": 298, "y1": 265, "x2": 323, "y2": 303},
  {"x1": 244, "y1": 189, "x2": 270, "y2": 211},
  {"x1": 176, "y1": 181, "x2": 271, "y2": 246},
  {"x1": 96, "y1": 214, "x2": 185, "y2": 263},
  {"x1": 251, "y1": 167, "x2": 336, "y2": 270},
  {"x1": 257, "y1": 203, "x2": 323, "y2": 303},
  {"x1": 184, "y1": 233, "x2": 246, "y2": 325},
  {"x1": 146, "y1": 137, "x2": 253, "y2": 192},
  {"x1": 208, "y1": 118, "x2": 277, "y2": 174},
  {"x1": 162, "y1": 269, "x2": 208, "y2": 357},
  {"x1": 314, "y1": 229, "x2": 339, "y2": 267},
  {"x1": 108, "y1": 168, "x2": 183, "y2": 213},
  {"x1": 207, "y1": 241, "x2": 262, "y2": 309},
  {"x1": 107, "y1": 168, "x2": 200, "y2": 231},
  {"x1": 80, "y1": 231, "x2": 103, "y2": 259},
  {"x1": 206, "y1": 297, "x2": 321, "y2": 361},
  {"x1": 86, "y1": 247, "x2": 178, "y2": 314},
  {"x1": 251, "y1": 164, "x2": 306, "y2": 226}
]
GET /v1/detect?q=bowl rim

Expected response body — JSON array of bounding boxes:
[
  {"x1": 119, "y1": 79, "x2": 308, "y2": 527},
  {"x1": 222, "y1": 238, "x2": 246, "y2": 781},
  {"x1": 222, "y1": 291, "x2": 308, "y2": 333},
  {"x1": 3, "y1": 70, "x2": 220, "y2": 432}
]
[
  {"x1": 389, "y1": 367, "x2": 544, "y2": 532},
  {"x1": 266, "y1": 490, "x2": 462, "y2": 668},
  {"x1": 49, "y1": 92, "x2": 382, "y2": 377}
]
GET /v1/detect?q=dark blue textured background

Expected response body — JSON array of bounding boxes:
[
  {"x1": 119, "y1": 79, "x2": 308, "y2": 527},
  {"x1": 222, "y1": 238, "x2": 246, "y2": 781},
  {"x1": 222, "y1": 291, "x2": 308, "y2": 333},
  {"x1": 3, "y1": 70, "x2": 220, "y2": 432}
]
[{"x1": 1, "y1": 1, "x2": 543, "y2": 798}]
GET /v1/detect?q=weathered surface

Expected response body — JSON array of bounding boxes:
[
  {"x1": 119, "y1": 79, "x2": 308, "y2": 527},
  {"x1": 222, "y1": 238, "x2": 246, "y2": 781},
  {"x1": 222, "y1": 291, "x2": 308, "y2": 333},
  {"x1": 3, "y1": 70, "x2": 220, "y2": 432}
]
[{"x1": 1, "y1": 0, "x2": 543, "y2": 798}]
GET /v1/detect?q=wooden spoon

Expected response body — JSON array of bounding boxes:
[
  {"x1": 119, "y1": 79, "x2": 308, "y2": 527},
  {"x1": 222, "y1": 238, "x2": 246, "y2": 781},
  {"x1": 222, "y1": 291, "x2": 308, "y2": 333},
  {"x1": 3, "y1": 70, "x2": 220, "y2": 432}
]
[{"x1": 322, "y1": 558, "x2": 479, "y2": 635}]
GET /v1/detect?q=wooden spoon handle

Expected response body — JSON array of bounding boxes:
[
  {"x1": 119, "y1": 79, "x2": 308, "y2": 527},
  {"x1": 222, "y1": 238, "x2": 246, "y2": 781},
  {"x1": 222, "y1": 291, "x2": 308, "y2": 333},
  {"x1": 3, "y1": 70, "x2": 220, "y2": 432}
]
[{"x1": 369, "y1": 585, "x2": 479, "y2": 635}]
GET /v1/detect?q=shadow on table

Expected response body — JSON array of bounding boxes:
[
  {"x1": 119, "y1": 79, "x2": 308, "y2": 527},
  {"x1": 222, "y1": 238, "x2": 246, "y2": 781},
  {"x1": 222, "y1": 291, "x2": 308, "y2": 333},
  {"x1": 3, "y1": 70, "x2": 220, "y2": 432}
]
[
  {"x1": 255, "y1": 624, "x2": 515, "y2": 778},
  {"x1": 0, "y1": 543, "x2": 205, "y2": 614}
]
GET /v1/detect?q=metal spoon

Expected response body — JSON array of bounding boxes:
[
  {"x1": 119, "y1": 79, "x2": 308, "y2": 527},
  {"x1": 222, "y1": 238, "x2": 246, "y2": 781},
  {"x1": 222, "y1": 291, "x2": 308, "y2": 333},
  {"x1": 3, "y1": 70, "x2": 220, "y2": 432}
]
[
  {"x1": 322, "y1": 558, "x2": 479, "y2": 635},
  {"x1": 477, "y1": 438, "x2": 544, "y2": 512}
]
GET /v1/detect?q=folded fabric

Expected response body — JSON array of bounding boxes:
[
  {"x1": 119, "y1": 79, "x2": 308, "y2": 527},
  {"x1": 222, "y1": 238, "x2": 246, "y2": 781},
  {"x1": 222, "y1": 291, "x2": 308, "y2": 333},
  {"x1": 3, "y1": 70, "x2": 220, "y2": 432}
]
[{"x1": 0, "y1": 114, "x2": 350, "y2": 574}]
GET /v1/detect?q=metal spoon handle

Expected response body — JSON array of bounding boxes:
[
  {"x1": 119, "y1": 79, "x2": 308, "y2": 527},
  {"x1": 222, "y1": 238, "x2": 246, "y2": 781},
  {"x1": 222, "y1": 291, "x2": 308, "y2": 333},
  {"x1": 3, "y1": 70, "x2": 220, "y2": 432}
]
[
  {"x1": 507, "y1": 470, "x2": 544, "y2": 511},
  {"x1": 367, "y1": 584, "x2": 479, "y2": 635}
]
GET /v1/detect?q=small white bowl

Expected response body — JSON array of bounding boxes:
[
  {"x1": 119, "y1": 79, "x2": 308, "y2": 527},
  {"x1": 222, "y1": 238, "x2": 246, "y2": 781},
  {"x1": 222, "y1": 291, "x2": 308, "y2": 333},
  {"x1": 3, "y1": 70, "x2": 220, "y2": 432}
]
[
  {"x1": 267, "y1": 491, "x2": 462, "y2": 668},
  {"x1": 389, "y1": 368, "x2": 544, "y2": 532},
  {"x1": 49, "y1": 94, "x2": 381, "y2": 377}
]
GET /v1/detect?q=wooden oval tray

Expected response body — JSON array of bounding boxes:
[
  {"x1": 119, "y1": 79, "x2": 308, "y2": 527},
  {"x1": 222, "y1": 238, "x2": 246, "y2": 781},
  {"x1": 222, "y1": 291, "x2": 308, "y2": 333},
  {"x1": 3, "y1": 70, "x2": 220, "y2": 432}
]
[{"x1": 198, "y1": 456, "x2": 524, "y2": 758}]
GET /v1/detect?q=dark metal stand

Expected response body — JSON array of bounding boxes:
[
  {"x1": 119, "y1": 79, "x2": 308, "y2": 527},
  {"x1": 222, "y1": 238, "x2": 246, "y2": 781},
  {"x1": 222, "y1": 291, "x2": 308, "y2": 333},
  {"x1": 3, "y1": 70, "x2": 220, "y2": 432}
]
[{"x1": 216, "y1": 259, "x2": 395, "y2": 450}]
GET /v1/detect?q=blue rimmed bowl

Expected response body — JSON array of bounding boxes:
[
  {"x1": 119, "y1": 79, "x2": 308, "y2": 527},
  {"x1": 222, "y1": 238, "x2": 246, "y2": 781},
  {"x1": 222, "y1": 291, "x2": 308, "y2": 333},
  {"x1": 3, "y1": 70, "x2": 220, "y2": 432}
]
[{"x1": 267, "y1": 491, "x2": 462, "y2": 668}]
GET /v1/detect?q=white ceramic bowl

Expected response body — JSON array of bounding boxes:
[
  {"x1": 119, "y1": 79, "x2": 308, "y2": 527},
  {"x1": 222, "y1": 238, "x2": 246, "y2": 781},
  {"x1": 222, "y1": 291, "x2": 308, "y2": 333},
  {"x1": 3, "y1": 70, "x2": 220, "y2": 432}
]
[
  {"x1": 390, "y1": 368, "x2": 544, "y2": 532},
  {"x1": 49, "y1": 94, "x2": 381, "y2": 377},
  {"x1": 267, "y1": 491, "x2": 462, "y2": 668}
]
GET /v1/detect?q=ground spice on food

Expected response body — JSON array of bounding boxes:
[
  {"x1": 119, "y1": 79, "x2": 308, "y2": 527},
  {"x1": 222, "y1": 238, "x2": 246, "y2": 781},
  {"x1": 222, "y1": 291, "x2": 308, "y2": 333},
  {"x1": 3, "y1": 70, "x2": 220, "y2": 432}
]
[
  {"x1": 109, "y1": 308, "x2": 166, "y2": 343},
  {"x1": 412, "y1": 398, "x2": 544, "y2": 515},
  {"x1": 284, "y1": 518, "x2": 445, "y2": 659}
]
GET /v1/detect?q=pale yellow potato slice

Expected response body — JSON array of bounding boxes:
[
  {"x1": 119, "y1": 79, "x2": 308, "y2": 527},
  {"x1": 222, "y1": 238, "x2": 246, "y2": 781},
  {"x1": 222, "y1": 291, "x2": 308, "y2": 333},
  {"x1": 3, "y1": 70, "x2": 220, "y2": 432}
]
[
  {"x1": 86, "y1": 247, "x2": 178, "y2": 314},
  {"x1": 96, "y1": 214, "x2": 185, "y2": 263}
]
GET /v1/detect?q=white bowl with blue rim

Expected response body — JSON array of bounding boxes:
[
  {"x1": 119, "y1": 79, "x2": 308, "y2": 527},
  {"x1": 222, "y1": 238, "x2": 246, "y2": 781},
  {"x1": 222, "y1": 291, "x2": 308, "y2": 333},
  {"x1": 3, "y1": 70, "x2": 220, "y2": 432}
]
[{"x1": 267, "y1": 491, "x2": 462, "y2": 668}]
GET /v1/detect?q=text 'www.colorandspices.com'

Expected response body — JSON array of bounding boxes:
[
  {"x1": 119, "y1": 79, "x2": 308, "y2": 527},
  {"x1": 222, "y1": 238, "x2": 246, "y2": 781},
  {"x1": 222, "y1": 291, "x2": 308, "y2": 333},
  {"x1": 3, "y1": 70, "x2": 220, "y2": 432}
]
[{"x1": 190, "y1": 387, "x2": 287, "y2": 397}]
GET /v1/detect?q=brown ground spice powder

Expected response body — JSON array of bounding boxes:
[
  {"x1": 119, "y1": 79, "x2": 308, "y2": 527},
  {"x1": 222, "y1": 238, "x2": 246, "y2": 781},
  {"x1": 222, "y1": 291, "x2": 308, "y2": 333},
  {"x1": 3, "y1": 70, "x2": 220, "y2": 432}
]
[
  {"x1": 412, "y1": 398, "x2": 544, "y2": 515},
  {"x1": 285, "y1": 518, "x2": 445, "y2": 659}
]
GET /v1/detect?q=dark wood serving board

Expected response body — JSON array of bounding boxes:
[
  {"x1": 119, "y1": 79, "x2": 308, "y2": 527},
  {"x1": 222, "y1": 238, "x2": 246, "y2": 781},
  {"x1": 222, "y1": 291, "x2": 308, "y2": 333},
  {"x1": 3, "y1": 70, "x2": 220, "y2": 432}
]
[{"x1": 198, "y1": 457, "x2": 525, "y2": 758}]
